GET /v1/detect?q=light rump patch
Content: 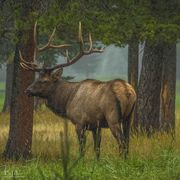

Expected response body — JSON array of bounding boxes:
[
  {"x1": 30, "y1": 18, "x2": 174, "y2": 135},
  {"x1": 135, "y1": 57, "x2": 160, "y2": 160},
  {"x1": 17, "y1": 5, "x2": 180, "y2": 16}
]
[{"x1": 112, "y1": 80, "x2": 136, "y2": 117}]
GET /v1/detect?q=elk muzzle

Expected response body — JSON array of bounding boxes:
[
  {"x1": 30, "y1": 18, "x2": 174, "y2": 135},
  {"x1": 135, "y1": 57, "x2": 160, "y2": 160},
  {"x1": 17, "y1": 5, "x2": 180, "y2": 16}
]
[{"x1": 24, "y1": 87, "x2": 34, "y2": 97}]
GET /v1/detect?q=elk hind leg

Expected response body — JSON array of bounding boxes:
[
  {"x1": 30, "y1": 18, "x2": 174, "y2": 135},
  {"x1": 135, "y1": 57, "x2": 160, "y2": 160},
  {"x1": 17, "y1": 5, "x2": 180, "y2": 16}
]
[
  {"x1": 106, "y1": 111, "x2": 125, "y2": 156},
  {"x1": 122, "y1": 118, "x2": 130, "y2": 159},
  {"x1": 123, "y1": 105, "x2": 135, "y2": 157},
  {"x1": 92, "y1": 127, "x2": 101, "y2": 160}
]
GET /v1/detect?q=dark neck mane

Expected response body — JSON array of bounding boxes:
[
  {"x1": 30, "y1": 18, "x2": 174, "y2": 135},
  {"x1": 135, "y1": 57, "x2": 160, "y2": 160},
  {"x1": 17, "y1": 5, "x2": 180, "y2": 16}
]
[{"x1": 46, "y1": 80, "x2": 79, "y2": 117}]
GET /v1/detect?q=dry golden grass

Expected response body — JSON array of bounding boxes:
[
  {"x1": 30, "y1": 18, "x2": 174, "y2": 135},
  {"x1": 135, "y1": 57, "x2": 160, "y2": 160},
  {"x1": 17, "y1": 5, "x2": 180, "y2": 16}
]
[{"x1": 0, "y1": 109, "x2": 180, "y2": 159}]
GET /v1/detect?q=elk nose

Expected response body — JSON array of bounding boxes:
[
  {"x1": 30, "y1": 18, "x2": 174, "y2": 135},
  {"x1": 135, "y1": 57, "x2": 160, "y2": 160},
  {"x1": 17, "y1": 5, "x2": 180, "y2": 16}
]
[{"x1": 24, "y1": 88, "x2": 32, "y2": 96}]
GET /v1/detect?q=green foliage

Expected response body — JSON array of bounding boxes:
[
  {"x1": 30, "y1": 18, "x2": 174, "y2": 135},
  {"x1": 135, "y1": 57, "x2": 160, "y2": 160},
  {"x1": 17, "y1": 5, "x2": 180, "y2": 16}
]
[
  {"x1": 0, "y1": 107, "x2": 180, "y2": 179},
  {"x1": 35, "y1": 0, "x2": 179, "y2": 46},
  {"x1": 0, "y1": 0, "x2": 180, "y2": 45},
  {"x1": 0, "y1": 151, "x2": 179, "y2": 179},
  {"x1": 1, "y1": 0, "x2": 179, "y2": 60}
]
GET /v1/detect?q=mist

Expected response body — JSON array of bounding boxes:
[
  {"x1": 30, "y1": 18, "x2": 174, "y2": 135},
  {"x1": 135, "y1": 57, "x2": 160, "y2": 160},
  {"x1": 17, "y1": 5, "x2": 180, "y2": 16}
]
[{"x1": 60, "y1": 45, "x2": 128, "y2": 81}]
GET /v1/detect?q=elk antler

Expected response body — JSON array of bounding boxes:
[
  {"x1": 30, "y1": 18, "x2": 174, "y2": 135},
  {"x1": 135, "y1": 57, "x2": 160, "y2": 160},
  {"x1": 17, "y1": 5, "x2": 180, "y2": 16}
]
[
  {"x1": 19, "y1": 22, "x2": 71, "y2": 72},
  {"x1": 48, "y1": 22, "x2": 104, "y2": 71},
  {"x1": 19, "y1": 22, "x2": 104, "y2": 72}
]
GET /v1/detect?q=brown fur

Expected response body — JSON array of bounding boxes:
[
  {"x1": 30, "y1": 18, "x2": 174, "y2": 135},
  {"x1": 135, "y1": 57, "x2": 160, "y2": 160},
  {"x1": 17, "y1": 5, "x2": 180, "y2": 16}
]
[{"x1": 25, "y1": 70, "x2": 136, "y2": 159}]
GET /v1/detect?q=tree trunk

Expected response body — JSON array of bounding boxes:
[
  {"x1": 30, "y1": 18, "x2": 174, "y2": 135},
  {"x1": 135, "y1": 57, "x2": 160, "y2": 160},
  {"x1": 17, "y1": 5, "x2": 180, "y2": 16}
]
[
  {"x1": 134, "y1": 41, "x2": 164, "y2": 135},
  {"x1": 128, "y1": 38, "x2": 139, "y2": 130},
  {"x1": 3, "y1": 28, "x2": 35, "y2": 160},
  {"x1": 160, "y1": 43, "x2": 176, "y2": 133},
  {"x1": 2, "y1": 62, "x2": 14, "y2": 112},
  {"x1": 128, "y1": 39, "x2": 139, "y2": 91}
]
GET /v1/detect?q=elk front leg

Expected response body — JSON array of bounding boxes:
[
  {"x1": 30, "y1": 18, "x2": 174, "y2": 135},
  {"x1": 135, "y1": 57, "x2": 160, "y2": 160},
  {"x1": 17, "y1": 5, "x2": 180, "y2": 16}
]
[
  {"x1": 92, "y1": 127, "x2": 101, "y2": 160},
  {"x1": 76, "y1": 125, "x2": 86, "y2": 157}
]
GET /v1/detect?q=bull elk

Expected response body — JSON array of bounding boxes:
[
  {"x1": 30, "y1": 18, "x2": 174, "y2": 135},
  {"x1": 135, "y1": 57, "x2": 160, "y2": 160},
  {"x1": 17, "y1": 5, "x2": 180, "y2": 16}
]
[{"x1": 19, "y1": 22, "x2": 136, "y2": 159}]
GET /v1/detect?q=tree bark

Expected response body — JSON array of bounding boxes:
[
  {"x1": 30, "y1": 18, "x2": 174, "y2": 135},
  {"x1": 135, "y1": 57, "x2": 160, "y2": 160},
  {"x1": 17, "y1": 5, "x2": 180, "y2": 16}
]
[
  {"x1": 128, "y1": 39, "x2": 139, "y2": 91},
  {"x1": 3, "y1": 0, "x2": 51, "y2": 160},
  {"x1": 134, "y1": 41, "x2": 164, "y2": 135},
  {"x1": 2, "y1": 62, "x2": 13, "y2": 112},
  {"x1": 3, "y1": 29, "x2": 35, "y2": 160},
  {"x1": 128, "y1": 38, "x2": 139, "y2": 130},
  {"x1": 160, "y1": 43, "x2": 176, "y2": 132}
]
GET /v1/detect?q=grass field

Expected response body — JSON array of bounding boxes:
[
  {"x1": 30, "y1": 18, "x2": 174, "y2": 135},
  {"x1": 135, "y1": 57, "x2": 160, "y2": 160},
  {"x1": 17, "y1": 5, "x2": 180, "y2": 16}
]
[
  {"x1": 0, "y1": 82, "x2": 5, "y2": 109},
  {"x1": 0, "y1": 110, "x2": 180, "y2": 179},
  {"x1": 176, "y1": 81, "x2": 180, "y2": 108},
  {"x1": 0, "y1": 81, "x2": 180, "y2": 179},
  {"x1": 0, "y1": 82, "x2": 5, "y2": 89},
  {"x1": 0, "y1": 93, "x2": 4, "y2": 110}
]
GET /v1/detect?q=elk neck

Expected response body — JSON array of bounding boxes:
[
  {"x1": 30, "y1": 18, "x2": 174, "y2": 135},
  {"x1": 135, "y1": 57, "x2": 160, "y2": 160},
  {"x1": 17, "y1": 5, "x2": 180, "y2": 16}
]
[{"x1": 46, "y1": 80, "x2": 79, "y2": 117}]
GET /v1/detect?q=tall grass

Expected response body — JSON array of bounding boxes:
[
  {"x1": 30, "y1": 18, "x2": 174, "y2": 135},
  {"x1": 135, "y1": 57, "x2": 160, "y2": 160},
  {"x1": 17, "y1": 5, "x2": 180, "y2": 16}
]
[
  {"x1": 0, "y1": 82, "x2": 5, "y2": 90},
  {"x1": 0, "y1": 109, "x2": 180, "y2": 179}
]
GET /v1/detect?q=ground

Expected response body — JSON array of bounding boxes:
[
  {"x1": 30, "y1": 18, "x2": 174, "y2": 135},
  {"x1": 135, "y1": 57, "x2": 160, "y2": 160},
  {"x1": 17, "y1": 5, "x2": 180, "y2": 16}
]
[{"x1": 0, "y1": 82, "x2": 180, "y2": 179}]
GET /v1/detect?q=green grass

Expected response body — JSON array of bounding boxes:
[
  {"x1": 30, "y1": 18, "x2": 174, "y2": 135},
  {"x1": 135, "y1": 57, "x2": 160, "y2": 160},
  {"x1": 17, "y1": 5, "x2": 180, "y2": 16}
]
[
  {"x1": 0, "y1": 81, "x2": 5, "y2": 90},
  {"x1": 0, "y1": 82, "x2": 5, "y2": 110},
  {"x1": 176, "y1": 93, "x2": 180, "y2": 108},
  {"x1": 176, "y1": 81, "x2": 180, "y2": 108},
  {"x1": 0, "y1": 93, "x2": 4, "y2": 110},
  {"x1": 0, "y1": 110, "x2": 180, "y2": 179},
  {"x1": 0, "y1": 152, "x2": 179, "y2": 179}
]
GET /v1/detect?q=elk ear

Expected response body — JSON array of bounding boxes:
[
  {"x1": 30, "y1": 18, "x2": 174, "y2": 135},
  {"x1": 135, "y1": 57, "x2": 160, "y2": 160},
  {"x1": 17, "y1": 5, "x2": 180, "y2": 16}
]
[{"x1": 51, "y1": 68, "x2": 63, "y2": 81}]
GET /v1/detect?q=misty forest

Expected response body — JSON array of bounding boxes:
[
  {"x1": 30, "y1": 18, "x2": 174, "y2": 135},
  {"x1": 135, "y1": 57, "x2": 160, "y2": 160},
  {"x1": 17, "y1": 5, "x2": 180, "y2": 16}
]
[{"x1": 0, "y1": 1, "x2": 180, "y2": 179}]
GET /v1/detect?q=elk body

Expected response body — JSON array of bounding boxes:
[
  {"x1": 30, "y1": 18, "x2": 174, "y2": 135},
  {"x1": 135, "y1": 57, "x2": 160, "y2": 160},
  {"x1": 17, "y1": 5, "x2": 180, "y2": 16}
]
[{"x1": 20, "y1": 22, "x2": 136, "y2": 159}]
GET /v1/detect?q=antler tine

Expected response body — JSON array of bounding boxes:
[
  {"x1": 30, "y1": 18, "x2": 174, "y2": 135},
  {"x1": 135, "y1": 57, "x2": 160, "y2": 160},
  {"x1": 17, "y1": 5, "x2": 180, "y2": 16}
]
[
  {"x1": 19, "y1": 50, "x2": 38, "y2": 67},
  {"x1": 84, "y1": 32, "x2": 104, "y2": 54},
  {"x1": 19, "y1": 50, "x2": 26, "y2": 63},
  {"x1": 19, "y1": 50, "x2": 41, "y2": 72},
  {"x1": 61, "y1": 49, "x2": 70, "y2": 63},
  {"x1": 80, "y1": 26, "x2": 104, "y2": 55},
  {"x1": 78, "y1": 21, "x2": 84, "y2": 52},
  {"x1": 38, "y1": 27, "x2": 71, "y2": 52},
  {"x1": 38, "y1": 28, "x2": 56, "y2": 52},
  {"x1": 65, "y1": 49, "x2": 70, "y2": 62},
  {"x1": 85, "y1": 32, "x2": 93, "y2": 54},
  {"x1": 33, "y1": 21, "x2": 38, "y2": 62},
  {"x1": 20, "y1": 62, "x2": 34, "y2": 71},
  {"x1": 49, "y1": 28, "x2": 56, "y2": 43}
]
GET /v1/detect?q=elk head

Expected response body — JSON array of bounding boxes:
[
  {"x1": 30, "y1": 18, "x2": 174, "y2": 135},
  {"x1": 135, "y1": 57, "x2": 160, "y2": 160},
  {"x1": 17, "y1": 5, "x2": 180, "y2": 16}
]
[{"x1": 20, "y1": 22, "x2": 104, "y2": 98}]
